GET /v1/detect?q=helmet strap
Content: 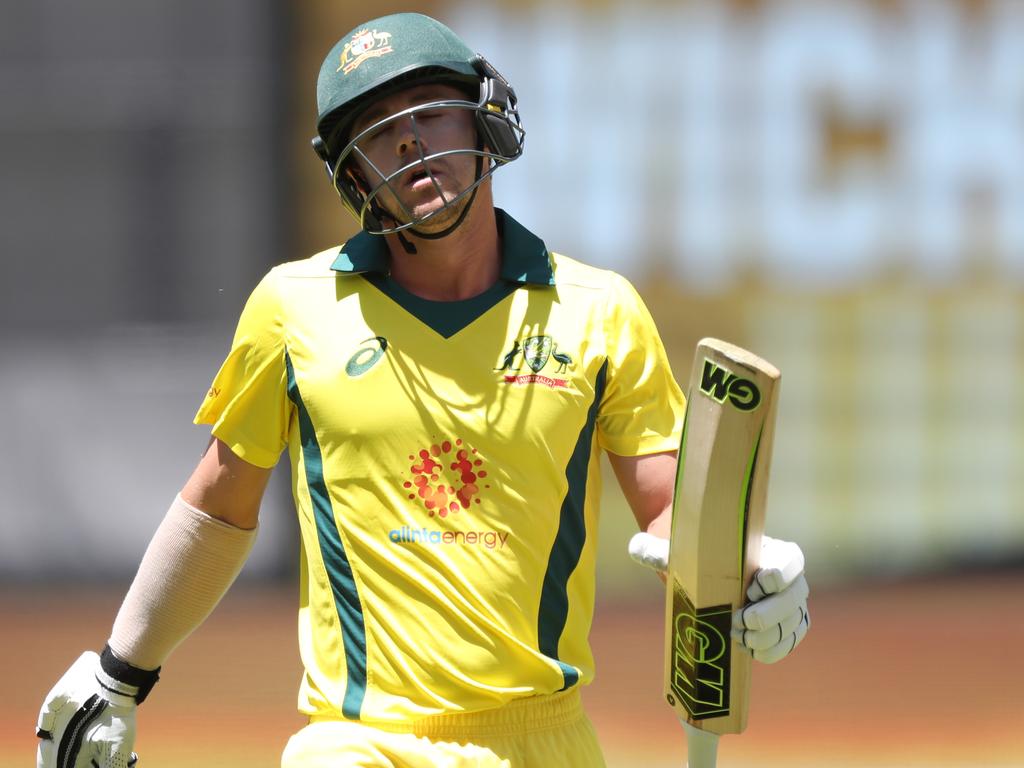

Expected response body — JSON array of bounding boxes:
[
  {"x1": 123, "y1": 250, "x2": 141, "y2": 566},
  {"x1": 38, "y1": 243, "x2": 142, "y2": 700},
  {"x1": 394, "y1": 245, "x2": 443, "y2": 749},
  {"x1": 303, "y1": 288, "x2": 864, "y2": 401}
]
[{"x1": 396, "y1": 230, "x2": 418, "y2": 255}]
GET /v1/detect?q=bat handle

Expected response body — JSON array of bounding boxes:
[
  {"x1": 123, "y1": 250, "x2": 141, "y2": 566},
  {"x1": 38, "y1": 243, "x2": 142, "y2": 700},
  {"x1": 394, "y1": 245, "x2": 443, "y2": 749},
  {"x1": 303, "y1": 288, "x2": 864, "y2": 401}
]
[{"x1": 682, "y1": 722, "x2": 719, "y2": 768}]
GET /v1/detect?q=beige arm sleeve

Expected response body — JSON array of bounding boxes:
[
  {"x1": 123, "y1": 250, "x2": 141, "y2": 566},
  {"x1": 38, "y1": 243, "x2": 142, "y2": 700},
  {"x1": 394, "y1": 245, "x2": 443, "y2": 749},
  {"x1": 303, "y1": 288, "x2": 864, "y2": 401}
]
[{"x1": 107, "y1": 494, "x2": 257, "y2": 670}]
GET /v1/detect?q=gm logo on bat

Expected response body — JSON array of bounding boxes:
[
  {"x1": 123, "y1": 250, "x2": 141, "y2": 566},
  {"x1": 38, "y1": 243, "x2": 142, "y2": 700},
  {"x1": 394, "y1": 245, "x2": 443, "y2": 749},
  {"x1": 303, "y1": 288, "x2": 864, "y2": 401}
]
[
  {"x1": 668, "y1": 585, "x2": 733, "y2": 720},
  {"x1": 698, "y1": 358, "x2": 761, "y2": 411}
]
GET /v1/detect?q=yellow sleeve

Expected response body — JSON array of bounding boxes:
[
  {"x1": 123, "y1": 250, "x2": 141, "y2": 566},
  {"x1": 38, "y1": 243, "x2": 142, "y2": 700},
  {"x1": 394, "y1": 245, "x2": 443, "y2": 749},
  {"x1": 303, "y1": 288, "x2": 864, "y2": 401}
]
[
  {"x1": 597, "y1": 273, "x2": 686, "y2": 457},
  {"x1": 193, "y1": 271, "x2": 292, "y2": 469}
]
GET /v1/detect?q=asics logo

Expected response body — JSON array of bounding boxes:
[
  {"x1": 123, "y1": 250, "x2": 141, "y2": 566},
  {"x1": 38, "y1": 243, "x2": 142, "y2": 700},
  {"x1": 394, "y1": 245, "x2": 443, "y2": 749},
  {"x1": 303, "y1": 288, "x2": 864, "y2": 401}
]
[{"x1": 345, "y1": 336, "x2": 388, "y2": 377}]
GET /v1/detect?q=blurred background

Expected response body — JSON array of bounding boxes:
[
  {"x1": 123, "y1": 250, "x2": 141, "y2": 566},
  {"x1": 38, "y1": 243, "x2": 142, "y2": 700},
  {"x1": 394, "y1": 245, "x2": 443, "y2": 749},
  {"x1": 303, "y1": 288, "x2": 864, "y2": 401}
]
[{"x1": 2, "y1": 1, "x2": 1022, "y2": 766}]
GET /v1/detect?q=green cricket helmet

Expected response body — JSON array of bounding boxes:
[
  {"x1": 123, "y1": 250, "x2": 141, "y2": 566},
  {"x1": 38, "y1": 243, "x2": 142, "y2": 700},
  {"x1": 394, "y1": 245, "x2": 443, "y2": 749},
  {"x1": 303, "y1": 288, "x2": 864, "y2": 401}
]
[{"x1": 311, "y1": 13, "x2": 525, "y2": 236}]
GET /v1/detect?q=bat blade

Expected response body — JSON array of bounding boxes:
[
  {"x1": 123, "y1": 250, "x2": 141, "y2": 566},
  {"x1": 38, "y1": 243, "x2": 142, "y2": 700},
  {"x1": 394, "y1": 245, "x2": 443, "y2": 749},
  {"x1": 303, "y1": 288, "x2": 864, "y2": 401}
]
[{"x1": 664, "y1": 338, "x2": 781, "y2": 741}]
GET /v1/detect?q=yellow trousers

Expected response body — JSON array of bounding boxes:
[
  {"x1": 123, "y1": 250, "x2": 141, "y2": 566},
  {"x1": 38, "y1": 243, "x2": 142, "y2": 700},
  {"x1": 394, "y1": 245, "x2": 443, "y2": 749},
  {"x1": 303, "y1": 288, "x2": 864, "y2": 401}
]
[{"x1": 281, "y1": 690, "x2": 606, "y2": 768}]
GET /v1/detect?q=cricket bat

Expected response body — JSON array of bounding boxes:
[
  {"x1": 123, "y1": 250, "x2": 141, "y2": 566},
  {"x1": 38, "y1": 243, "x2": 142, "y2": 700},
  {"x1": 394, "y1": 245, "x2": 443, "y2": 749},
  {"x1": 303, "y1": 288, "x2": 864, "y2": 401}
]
[{"x1": 665, "y1": 338, "x2": 781, "y2": 766}]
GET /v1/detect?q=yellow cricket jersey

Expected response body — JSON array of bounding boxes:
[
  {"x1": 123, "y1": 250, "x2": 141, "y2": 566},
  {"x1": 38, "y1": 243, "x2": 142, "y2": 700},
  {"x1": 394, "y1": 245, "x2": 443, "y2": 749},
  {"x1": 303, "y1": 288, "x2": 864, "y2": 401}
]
[{"x1": 195, "y1": 209, "x2": 684, "y2": 725}]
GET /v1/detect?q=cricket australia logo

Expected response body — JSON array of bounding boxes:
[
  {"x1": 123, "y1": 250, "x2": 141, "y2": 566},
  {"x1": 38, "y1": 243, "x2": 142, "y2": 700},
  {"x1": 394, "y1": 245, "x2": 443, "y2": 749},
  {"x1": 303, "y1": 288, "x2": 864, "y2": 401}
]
[
  {"x1": 523, "y1": 335, "x2": 553, "y2": 372},
  {"x1": 495, "y1": 335, "x2": 575, "y2": 388},
  {"x1": 337, "y1": 28, "x2": 394, "y2": 75}
]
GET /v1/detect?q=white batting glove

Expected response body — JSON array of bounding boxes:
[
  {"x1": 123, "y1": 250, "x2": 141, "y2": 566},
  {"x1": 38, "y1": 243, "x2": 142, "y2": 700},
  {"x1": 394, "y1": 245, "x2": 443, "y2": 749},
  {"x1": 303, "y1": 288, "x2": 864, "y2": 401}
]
[
  {"x1": 732, "y1": 536, "x2": 811, "y2": 664},
  {"x1": 628, "y1": 531, "x2": 670, "y2": 572},
  {"x1": 37, "y1": 647, "x2": 157, "y2": 768},
  {"x1": 629, "y1": 532, "x2": 811, "y2": 664}
]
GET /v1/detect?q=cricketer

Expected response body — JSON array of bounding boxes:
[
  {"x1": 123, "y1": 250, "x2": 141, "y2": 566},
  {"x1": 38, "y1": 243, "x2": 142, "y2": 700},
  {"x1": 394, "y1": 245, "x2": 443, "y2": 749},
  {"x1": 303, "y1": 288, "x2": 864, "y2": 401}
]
[{"x1": 36, "y1": 13, "x2": 809, "y2": 767}]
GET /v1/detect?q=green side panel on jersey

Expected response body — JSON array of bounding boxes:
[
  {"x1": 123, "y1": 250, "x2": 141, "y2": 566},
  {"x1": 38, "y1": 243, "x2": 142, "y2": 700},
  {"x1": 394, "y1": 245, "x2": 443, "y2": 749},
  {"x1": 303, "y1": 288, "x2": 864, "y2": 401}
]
[
  {"x1": 286, "y1": 352, "x2": 368, "y2": 719},
  {"x1": 537, "y1": 360, "x2": 608, "y2": 690}
]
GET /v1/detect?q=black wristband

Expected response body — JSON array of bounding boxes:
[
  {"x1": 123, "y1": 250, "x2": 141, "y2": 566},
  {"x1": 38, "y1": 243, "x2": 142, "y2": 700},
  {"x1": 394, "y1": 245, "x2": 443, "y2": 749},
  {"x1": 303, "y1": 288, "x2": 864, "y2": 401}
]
[{"x1": 99, "y1": 644, "x2": 161, "y2": 704}]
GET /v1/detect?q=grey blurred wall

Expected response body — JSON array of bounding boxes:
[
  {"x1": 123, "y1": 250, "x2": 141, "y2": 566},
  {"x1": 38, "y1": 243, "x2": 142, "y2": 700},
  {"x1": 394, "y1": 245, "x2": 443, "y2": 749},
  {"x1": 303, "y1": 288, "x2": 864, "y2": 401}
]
[{"x1": 0, "y1": 1, "x2": 293, "y2": 580}]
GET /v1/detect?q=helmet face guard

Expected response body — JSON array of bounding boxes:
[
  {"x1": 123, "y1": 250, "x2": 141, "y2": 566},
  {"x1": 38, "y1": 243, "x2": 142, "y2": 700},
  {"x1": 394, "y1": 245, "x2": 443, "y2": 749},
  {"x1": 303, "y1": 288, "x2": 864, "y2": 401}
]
[{"x1": 326, "y1": 66, "x2": 525, "y2": 235}]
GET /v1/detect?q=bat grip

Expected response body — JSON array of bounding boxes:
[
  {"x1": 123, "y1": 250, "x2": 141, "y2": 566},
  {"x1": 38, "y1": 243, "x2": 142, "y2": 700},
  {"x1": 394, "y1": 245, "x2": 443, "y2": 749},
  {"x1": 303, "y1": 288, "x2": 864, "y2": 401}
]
[{"x1": 682, "y1": 722, "x2": 719, "y2": 768}]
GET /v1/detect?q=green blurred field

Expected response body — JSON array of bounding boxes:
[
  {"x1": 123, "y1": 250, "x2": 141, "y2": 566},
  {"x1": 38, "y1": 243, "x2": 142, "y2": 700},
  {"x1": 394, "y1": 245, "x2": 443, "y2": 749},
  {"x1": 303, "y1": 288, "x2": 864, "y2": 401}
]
[{"x1": 6, "y1": 569, "x2": 1023, "y2": 768}]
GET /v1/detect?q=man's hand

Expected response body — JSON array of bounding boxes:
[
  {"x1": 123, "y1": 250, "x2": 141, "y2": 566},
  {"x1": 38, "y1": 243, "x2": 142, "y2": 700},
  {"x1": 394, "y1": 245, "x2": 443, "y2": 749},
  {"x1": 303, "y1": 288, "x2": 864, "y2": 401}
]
[
  {"x1": 36, "y1": 650, "x2": 149, "y2": 768},
  {"x1": 731, "y1": 536, "x2": 810, "y2": 663},
  {"x1": 628, "y1": 532, "x2": 811, "y2": 663},
  {"x1": 627, "y1": 530, "x2": 670, "y2": 572}
]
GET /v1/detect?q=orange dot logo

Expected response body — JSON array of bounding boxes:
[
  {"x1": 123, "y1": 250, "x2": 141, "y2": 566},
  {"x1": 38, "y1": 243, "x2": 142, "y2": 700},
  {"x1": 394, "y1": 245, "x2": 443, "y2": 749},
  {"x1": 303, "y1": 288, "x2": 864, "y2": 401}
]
[{"x1": 403, "y1": 439, "x2": 489, "y2": 517}]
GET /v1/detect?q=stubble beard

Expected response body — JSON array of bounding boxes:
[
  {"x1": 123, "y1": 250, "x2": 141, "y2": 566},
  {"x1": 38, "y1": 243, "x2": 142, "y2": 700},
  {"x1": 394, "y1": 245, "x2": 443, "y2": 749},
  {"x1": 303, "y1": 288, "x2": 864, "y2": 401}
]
[{"x1": 381, "y1": 177, "x2": 474, "y2": 236}]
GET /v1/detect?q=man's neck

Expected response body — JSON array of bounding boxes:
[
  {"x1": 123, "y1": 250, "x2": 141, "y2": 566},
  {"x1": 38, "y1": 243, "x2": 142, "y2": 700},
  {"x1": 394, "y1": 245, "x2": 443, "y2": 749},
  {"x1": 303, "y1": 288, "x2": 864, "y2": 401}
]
[{"x1": 382, "y1": 195, "x2": 501, "y2": 302}]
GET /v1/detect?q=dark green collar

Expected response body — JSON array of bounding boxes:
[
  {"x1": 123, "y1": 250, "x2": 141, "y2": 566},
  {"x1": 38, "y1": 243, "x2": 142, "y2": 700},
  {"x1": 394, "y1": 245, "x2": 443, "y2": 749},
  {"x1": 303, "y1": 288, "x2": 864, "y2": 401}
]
[{"x1": 330, "y1": 208, "x2": 555, "y2": 286}]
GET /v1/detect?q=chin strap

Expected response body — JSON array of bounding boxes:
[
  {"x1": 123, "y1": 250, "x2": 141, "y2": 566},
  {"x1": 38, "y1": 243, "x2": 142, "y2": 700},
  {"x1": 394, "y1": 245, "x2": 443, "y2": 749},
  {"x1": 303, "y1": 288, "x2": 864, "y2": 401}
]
[{"x1": 396, "y1": 231, "x2": 418, "y2": 254}]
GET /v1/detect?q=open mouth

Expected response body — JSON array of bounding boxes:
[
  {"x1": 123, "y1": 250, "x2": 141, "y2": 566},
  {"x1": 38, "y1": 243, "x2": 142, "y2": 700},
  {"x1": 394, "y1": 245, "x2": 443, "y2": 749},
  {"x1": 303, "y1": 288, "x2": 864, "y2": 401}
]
[{"x1": 404, "y1": 166, "x2": 441, "y2": 189}]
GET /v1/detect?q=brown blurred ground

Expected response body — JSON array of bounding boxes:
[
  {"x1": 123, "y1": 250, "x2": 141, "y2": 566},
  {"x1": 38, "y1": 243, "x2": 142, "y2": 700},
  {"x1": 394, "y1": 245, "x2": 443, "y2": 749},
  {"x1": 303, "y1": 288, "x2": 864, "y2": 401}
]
[{"x1": 5, "y1": 571, "x2": 1023, "y2": 768}]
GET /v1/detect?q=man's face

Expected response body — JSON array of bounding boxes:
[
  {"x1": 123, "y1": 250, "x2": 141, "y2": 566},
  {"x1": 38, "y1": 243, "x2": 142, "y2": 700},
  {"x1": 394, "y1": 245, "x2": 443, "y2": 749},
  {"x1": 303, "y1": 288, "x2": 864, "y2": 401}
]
[{"x1": 346, "y1": 82, "x2": 479, "y2": 234}]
